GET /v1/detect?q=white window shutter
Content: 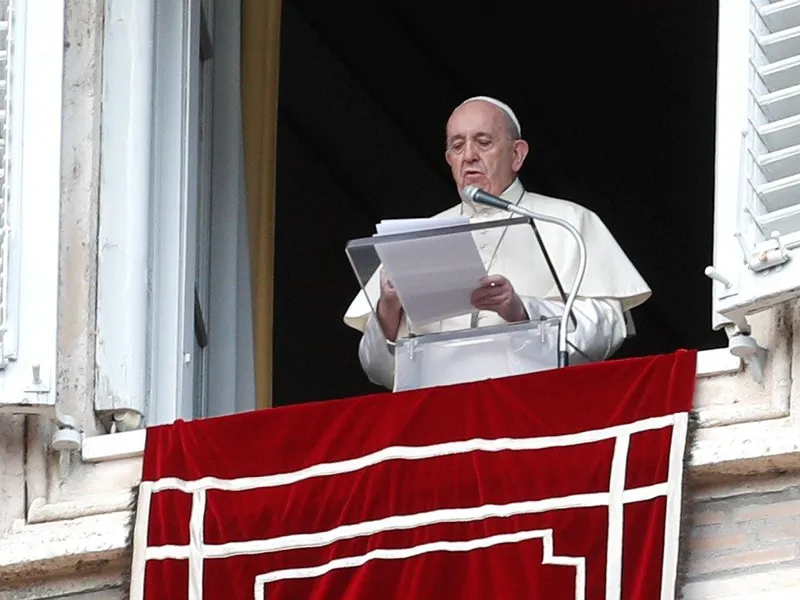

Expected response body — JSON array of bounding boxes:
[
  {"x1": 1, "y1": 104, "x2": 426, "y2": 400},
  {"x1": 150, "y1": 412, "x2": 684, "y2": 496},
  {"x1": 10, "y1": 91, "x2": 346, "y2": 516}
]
[
  {"x1": 0, "y1": 0, "x2": 12, "y2": 367},
  {"x1": 711, "y1": 0, "x2": 800, "y2": 322},
  {"x1": 0, "y1": 0, "x2": 79, "y2": 453}
]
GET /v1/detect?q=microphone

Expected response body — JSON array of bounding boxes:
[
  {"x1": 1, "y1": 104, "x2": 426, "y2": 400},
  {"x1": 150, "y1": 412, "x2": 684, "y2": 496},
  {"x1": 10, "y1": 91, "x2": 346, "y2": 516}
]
[{"x1": 460, "y1": 185, "x2": 511, "y2": 210}]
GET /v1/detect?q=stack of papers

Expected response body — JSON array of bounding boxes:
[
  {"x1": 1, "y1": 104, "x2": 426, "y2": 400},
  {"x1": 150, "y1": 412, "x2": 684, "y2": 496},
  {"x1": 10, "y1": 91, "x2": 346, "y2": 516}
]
[{"x1": 373, "y1": 217, "x2": 486, "y2": 326}]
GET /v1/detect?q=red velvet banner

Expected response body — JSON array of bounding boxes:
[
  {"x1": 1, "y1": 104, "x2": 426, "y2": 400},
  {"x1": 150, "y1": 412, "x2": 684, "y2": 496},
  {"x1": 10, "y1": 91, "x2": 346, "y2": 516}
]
[{"x1": 130, "y1": 350, "x2": 696, "y2": 600}]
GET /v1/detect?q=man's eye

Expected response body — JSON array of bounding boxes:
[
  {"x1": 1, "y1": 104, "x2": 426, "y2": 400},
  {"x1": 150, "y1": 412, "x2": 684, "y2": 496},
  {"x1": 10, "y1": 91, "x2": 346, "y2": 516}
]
[{"x1": 478, "y1": 139, "x2": 492, "y2": 147}]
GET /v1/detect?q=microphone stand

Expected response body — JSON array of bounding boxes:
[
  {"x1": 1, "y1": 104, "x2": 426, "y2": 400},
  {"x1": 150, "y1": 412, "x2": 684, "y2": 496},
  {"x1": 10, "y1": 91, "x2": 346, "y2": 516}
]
[{"x1": 466, "y1": 188, "x2": 588, "y2": 368}]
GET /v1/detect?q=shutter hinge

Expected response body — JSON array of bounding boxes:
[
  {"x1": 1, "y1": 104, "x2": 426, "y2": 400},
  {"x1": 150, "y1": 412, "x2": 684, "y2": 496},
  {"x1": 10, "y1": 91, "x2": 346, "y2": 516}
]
[
  {"x1": 736, "y1": 216, "x2": 791, "y2": 273},
  {"x1": 700, "y1": 266, "x2": 769, "y2": 383},
  {"x1": 0, "y1": 364, "x2": 82, "y2": 469},
  {"x1": 727, "y1": 321, "x2": 768, "y2": 384}
]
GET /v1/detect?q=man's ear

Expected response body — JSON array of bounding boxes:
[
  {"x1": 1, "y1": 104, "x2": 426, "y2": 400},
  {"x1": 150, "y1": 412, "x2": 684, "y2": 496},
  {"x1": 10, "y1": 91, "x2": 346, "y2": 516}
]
[{"x1": 512, "y1": 139, "x2": 529, "y2": 172}]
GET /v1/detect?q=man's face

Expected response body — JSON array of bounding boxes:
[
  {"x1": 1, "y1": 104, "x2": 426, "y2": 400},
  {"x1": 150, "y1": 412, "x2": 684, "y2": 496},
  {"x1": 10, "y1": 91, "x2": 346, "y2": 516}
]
[{"x1": 445, "y1": 101, "x2": 528, "y2": 197}]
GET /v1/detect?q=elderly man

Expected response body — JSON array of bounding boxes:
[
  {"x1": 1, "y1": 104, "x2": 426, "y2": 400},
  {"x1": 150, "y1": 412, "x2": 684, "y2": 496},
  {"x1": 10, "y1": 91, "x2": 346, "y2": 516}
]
[{"x1": 344, "y1": 96, "x2": 651, "y2": 390}]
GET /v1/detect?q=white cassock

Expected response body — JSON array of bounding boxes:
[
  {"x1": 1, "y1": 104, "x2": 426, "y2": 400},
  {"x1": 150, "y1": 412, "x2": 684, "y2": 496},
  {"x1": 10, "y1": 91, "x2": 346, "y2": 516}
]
[{"x1": 343, "y1": 178, "x2": 652, "y2": 390}]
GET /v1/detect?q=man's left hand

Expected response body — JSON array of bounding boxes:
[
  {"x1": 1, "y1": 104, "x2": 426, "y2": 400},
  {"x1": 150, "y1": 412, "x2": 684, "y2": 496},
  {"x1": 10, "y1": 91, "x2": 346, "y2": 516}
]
[{"x1": 470, "y1": 275, "x2": 528, "y2": 323}]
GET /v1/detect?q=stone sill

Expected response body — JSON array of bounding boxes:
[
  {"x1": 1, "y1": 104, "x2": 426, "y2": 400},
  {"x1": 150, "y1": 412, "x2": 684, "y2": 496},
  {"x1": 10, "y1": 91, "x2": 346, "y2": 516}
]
[
  {"x1": 0, "y1": 511, "x2": 130, "y2": 582},
  {"x1": 80, "y1": 348, "x2": 743, "y2": 464},
  {"x1": 82, "y1": 429, "x2": 146, "y2": 463},
  {"x1": 79, "y1": 346, "x2": 796, "y2": 481},
  {"x1": 79, "y1": 417, "x2": 800, "y2": 479}
]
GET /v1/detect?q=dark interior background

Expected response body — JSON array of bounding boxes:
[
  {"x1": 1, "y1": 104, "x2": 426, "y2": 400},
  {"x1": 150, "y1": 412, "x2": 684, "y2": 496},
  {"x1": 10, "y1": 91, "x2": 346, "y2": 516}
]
[{"x1": 272, "y1": 0, "x2": 725, "y2": 407}]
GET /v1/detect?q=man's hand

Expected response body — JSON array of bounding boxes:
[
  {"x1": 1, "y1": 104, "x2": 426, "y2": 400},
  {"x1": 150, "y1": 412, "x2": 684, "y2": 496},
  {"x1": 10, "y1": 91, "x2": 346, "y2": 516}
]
[
  {"x1": 471, "y1": 274, "x2": 528, "y2": 323},
  {"x1": 377, "y1": 268, "x2": 403, "y2": 342}
]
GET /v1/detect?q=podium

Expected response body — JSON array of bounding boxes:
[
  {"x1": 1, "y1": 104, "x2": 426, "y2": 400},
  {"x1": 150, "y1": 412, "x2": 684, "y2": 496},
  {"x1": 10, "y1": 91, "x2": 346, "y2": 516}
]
[
  {"x1": 345, "y1": 213, "x2": 586, "y2": 392},
  {"x1": 393, "y1": 319, "x2": 564, "y2": 391}
]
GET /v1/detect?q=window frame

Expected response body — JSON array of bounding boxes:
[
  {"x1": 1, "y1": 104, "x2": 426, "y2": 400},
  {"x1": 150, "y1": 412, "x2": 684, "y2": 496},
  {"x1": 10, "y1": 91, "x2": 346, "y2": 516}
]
[
  {"x1": 148, "y1": 0, "x2": 203, "y2": 424},
  {"x1": 192, "y1": 1, "x2": 215, "y2": 420},
  {"x1": 95, "y1": 0, "x2": 203, "y2": 425},
  {"x1": 95, "y1": 0, "x2": 253, "y2": 427},
  {"x1": 94, "y1": 0, "x2": 154, "y2": 422}
]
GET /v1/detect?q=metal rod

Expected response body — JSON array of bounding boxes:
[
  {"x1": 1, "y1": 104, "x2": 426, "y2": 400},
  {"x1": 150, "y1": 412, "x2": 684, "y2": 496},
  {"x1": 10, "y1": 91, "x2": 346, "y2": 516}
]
[
  {"x1": 504, "y1": 205, "x2": 588, "y2": 368},
  {"x1": 527, "y1": 219, "x2": 578, "y2": 330}
]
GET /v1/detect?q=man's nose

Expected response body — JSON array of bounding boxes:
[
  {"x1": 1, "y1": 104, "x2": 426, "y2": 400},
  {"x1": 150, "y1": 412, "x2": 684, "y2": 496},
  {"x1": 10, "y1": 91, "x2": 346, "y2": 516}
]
[{"x1": 464, "y1": 140, "x2": 479, "y2": 161}]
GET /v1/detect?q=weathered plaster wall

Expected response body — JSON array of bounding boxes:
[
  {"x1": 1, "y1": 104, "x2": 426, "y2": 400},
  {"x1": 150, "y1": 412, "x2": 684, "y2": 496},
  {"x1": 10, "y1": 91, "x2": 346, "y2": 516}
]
[
  {"x1": 0, "y1": 415, "x2": 24, "y2": 540},
  {"x1": 58, "y1": 0, "x2": 103, "y2": 436}
]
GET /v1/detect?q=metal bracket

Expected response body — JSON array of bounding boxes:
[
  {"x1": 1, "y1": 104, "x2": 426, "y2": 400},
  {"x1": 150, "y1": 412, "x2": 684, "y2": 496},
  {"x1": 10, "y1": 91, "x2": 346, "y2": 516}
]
[
  {"x1": 705, "y1": 265, "x2": 738, "y2": 300},
  {"x1": 24, "y1": 363, "x2": 50, "y2": 394},
  {"x1": 705, "y1": 266, "x2": 733, "y2": 289},
  {"x1": 705, "y1": 229, "x2": 791, "y2": 304},
  {"x1": 702, "y1": 264, "x2": 768, "y2": 382},
  {"x1": 725, "y1": 322, "x2": 768, "y2": 383},
  {"x1": 0, "y1": 364, "x2": 82, "y2": 470},
  {"x1": 735, "y1": 227, "x2": 790, "y2": 273}
]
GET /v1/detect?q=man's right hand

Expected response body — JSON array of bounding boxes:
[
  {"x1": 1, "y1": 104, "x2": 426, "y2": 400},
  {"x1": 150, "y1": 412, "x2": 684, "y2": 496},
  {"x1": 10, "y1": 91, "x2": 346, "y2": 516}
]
[{"x1": 377, "y1": 268, "x2": 403, "y2": 342}]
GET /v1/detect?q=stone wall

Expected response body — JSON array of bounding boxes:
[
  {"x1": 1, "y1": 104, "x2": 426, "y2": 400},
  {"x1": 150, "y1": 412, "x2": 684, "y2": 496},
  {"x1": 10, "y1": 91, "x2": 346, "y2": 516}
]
[{"x1": 684, "y1": 472, "x2": 800, "y2": 598}]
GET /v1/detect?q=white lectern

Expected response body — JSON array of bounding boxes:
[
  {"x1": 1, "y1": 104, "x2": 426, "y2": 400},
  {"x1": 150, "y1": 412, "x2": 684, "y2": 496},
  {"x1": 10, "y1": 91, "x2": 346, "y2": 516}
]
[
  {"x1": 392, "y1": 319, "x2": 564, "y2": 391},
  {"x1": 345, "y1": 203, "x2": 586, "y2": 391}
]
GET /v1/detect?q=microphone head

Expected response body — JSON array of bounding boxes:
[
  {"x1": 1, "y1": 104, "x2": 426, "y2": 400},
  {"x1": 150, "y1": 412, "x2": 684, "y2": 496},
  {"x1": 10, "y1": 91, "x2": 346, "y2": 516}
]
[{"x1": 460, "y1": 185, "x2": 480, "y2": 203}]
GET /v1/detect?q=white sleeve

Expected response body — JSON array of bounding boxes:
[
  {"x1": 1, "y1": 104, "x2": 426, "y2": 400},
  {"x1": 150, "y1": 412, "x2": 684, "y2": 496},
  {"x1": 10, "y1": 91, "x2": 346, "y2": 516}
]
[
  {"x1": 519, "y1": 296, "x2": 627, "y2": 363},
  {"x1": 358, "y1": 313, "x2": 396, "y2": 389}
]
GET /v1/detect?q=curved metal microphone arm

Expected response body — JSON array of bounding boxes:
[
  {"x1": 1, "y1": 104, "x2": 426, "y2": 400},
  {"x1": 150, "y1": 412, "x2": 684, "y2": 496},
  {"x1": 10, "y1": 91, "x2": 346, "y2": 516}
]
[
  {"x1": 462, "y1": 186, "x2": 588, "y2": 368},
  {"x1": 505, "y1": 204, "x2": 587, "y2": 367}
]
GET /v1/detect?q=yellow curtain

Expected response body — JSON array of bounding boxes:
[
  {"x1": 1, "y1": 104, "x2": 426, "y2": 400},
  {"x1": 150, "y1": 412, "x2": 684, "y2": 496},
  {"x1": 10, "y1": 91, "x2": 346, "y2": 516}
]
[{"x1": 241, "y1": 0, "x2": 282, "y2": 410}]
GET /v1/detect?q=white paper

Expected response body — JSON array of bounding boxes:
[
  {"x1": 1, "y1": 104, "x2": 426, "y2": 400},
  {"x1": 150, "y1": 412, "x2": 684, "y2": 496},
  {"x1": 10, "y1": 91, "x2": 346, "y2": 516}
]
[
  {"x1": 373, "y1": 217, "x2": 486, "y2": 326},
  {"x1": 375, "y1": 217, "x2": 470, "y2": 235}
]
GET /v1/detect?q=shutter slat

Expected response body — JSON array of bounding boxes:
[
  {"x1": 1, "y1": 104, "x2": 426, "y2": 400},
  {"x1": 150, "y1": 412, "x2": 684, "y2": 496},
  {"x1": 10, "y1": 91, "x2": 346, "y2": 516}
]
[
  {"x1": 758, "y1": 26, "x2": 800, "y2": 62},
  {"x1": 760, "y1": 0, "x2": 800, "y2": 32},
  {"x1": 754, "y1": 203, "x2": 800, "y2": 238},
  {"x1": 756, "y1": 143, "x2": 800, "y2": 179},
  {"x1": 755, "y1": 172, "x2": 800, "y2": 211},
  {"x1": 755, "y1": 83, "x2": 800, "y2": 121},
  {"x1": 757, "y1": 113, "x2": 800, "y2": 151},
  {"x1": 757, "y1": 55, "x2": 800, "y2": 92}
]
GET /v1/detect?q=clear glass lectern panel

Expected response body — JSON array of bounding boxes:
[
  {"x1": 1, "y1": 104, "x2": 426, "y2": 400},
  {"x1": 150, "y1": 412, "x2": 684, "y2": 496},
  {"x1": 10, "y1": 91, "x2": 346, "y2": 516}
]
[
  {"x1": 345, "y1": 217, "x2": 555, "y2": 335},
  {"x1": 394, "y1": 319, "x2": 563, "y2": 391}
]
